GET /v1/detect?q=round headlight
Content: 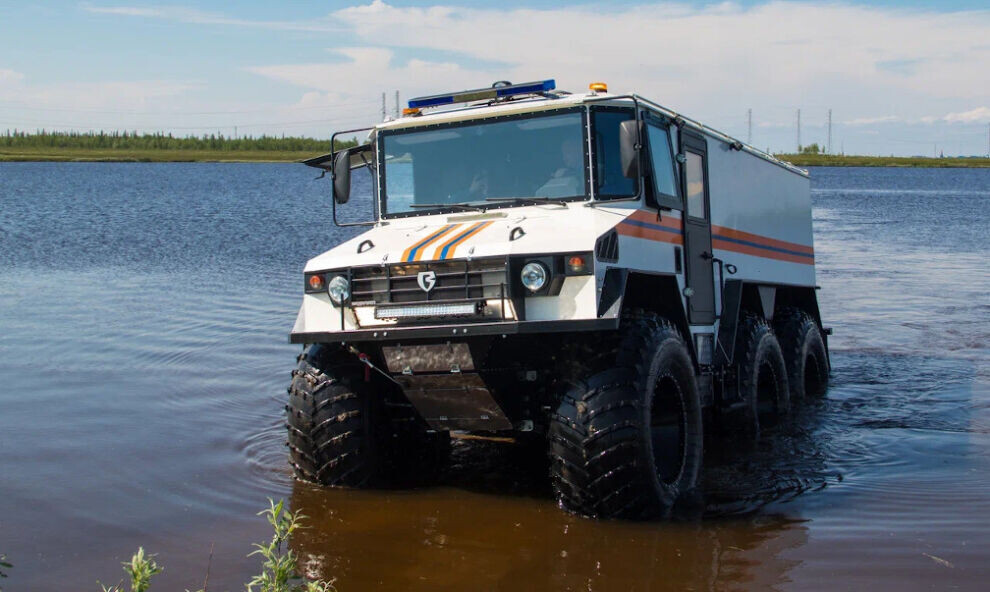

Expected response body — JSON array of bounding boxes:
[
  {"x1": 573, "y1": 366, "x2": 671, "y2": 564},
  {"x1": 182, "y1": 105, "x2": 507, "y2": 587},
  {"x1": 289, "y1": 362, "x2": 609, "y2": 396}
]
[
  {"x1": 520, "y1": 262, "x2": 549, "y2": 292},
  {"x1": 327, "y1": 275, "x2": 350, "y2": 305}
]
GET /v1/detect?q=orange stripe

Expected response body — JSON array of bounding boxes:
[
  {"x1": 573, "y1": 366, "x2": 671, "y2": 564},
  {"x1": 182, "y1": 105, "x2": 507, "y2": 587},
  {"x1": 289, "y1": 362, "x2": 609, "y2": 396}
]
[
  {"x1": 400, "y1": 224, "x2": 459, "y2": 262},
  {"x1": 412, "y1": 225, "x2": 460, "y2": 261},
  {"x1": 625, "y1": 209, "x2": 682, "y2": 231},
  {"x1": 711, "y1": 224, "x2": 814, "y2": 255},
  {"x1": 617, "y1": 222, "x2": 683, "y2": 245},
  {"x1": 431, "y1": 221, "x2": 492, "y2": 260},
  {"x1": 712, "y1": 238, "x2": 815, "y2": 264}
]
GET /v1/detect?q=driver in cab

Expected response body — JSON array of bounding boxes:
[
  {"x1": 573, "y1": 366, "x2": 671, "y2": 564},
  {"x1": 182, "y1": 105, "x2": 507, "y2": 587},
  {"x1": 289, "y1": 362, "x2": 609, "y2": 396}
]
[{"x1": 536, "y1": 136, "x2": 583, "y2": 198}]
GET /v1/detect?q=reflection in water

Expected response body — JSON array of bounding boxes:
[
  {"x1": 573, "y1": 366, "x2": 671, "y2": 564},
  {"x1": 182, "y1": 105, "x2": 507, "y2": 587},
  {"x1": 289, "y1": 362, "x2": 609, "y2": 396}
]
[{"x1": 289, "y1": 458, "x2": 809, "y2": 591}]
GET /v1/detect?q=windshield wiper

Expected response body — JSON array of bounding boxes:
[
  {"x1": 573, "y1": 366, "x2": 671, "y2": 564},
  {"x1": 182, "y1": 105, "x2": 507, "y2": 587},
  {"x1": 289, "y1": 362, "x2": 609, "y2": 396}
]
[
  {"x1": 484, "y1": 197, "x2": 568, "y2": 208},
  {"x1": 409, "y1": 203, "x2": 488, "y2": 212}
]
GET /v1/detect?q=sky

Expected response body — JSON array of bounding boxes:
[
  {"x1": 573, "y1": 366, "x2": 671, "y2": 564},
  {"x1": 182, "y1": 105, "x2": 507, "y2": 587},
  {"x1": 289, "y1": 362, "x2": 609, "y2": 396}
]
[{"x1": 0, "y1": 1, "x2": 988, "y2": 156}]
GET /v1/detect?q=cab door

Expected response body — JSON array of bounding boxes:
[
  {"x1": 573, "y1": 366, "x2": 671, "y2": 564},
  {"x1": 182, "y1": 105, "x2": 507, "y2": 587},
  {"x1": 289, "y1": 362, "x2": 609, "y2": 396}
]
[{"x1": 680, "y1": 131, "x2": 715, "y2": 325}]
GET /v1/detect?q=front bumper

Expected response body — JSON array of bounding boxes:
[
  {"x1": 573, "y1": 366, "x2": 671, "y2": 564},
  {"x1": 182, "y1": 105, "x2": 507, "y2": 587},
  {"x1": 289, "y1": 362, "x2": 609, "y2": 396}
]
[{"x1": 289, "y1": 317, "x2": 618, "y2": 344}]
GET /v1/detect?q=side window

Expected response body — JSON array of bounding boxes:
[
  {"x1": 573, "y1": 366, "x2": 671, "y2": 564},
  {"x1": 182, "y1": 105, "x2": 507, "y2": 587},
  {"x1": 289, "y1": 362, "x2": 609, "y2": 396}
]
[
  {"x1": 645, "y1": 123, "x2": 680, "y2": 209},
  {"x1": 685, "y1": 151, "x2": 706, "y2": 219},
  {"x1": 592, "y1": 109, "x2": 636, "y2": 199}
]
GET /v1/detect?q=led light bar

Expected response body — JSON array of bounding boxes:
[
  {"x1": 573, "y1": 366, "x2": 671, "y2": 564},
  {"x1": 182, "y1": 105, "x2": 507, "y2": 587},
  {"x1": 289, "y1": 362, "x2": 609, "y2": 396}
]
[
  {"x1": 375, "y1": 302, "x2": 481, "y2": 320},
  {"x1": 407, "y1": 80, "x2": 556, "y2": 109}
]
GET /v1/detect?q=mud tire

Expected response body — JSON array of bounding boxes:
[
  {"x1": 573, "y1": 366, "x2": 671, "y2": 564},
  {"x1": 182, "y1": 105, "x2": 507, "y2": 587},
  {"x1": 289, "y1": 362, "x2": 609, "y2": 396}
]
[
  {"x1": 735, "y1": 314, "x2": 790, "y2": 439},
  {"x1": 774, "y1": 307, "x2": 829, "y2": 401},
  {"x1": 549, "y1": 313, "x2": 703, "y2": 519},
  {"x1": 286, "y1": 343, "x2": 449, "y2": 487}
]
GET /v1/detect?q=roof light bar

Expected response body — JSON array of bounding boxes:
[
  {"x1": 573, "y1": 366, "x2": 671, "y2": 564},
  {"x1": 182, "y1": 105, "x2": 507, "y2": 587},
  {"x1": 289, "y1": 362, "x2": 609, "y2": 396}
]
[{"x1": 408, "y1": 79, "x2": 556, "y2": 109}]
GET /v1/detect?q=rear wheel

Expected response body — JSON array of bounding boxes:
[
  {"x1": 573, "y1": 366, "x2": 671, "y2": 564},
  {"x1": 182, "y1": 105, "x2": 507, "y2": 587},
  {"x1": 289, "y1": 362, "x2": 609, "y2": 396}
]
[
  {"x1": 775, "y1": 308, "x2": 829, "y2": 401},
  {"x1": 286, "y1": 344, "x2": 448, "y2": 487},
  {"x1": 735, "y1": 314, "x2": 790, "y2": 439},
  {"x1": 549, "y1": 313, "x2": 703, "y2": 519}
]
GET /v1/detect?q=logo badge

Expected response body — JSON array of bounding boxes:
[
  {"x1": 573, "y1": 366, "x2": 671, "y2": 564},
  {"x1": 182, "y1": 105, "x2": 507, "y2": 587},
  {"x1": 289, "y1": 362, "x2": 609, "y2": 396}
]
[{"x1": 417, "y1": 271, "x2": 437, "y2": 293}]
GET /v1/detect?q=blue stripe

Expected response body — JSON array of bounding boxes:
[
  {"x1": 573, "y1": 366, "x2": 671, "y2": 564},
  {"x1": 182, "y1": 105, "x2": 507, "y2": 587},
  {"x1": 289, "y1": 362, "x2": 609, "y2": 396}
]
[
  {"x1": 713, "y1": 234, "x2": 815, "y2": 259},
  {"x1": 406, "y1": 226, "x2": 451, "y2": 262},
  {"x1": 439, "y1": 224, "x2": 485, "y2": 260},
  {"x1": 621, "y1": 218, "x2": 683, "y2": 235}
]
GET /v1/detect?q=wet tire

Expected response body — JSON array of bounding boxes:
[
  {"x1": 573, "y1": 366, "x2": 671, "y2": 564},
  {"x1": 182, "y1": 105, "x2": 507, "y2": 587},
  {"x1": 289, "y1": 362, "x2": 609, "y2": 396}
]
[
  {"x1": 286, "y1": 343, "x2": 449, "y2": 487},
  {"x1": 735, "y1": 314, "x2": 790, "y2": 439},
  {"x1": 775, "y1": 307, "x2": 830, "y2": 401},
  {"x1": 549, "y1": 313, "x2": 703, "y2": 520}
]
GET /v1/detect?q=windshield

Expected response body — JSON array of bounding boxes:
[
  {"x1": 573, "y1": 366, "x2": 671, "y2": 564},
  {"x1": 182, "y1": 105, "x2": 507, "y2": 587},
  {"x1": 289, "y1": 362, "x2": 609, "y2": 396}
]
[{"x1": 381, "y1": 110, "x2": 586, "y2": 216}]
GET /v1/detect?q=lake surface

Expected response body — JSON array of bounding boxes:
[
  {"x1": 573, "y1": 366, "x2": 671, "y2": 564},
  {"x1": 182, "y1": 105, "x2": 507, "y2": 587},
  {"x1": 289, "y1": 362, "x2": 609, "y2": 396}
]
[{"x1": 1, "y1": 163, "x2": 988, "y2": 591}]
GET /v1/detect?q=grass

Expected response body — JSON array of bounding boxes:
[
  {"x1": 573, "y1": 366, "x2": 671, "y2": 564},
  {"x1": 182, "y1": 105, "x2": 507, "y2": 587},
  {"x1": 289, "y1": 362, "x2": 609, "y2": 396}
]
[
  {"x1": 0, "y1": 131, "x2": 354, "y2": 163},
  {"x1": 775, "y1": 153, "x2": 990, "y2": 168},
  {"x1": 85, "y1": 499, "x2": 332, "y2": 592}
]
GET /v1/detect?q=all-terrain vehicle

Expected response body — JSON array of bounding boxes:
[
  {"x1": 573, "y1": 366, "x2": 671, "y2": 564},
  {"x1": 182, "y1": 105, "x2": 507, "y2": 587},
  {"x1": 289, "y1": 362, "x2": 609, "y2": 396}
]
[{"x1": 286, "y1": 79, "x2": 829, "y2": 519}]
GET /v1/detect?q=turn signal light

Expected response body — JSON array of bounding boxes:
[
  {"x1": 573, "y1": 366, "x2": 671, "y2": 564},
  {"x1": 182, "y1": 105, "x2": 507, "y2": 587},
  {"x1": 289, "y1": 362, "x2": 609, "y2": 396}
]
[
  {"x1": 307, "y1": 274, "x2": 325, "y2": 291},
  {"x1": 589, "y1": 82, "x2": 608, "y2": 92},
  {"x1": 567, "y1": 255, "x2": 589, "y2": 274}
]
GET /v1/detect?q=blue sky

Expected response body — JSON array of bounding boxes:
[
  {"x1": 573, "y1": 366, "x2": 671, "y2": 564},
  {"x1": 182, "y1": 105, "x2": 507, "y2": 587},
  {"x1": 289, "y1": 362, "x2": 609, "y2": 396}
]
[{"x1": 1, "y1": 1, "x2": 988, "y2": 155}]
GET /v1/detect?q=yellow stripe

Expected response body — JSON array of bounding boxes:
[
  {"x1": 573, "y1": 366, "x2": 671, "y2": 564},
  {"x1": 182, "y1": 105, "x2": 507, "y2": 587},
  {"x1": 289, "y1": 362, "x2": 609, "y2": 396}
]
[
  {"x1": 433, "y1": 221, "x2": 493, "y2": 260},
  {"x1": 400, "y1": 224, "x2": 459, "y2": 262},
  {"x1": 412, "y1": 225, "x2": 460, "y2": 261}
]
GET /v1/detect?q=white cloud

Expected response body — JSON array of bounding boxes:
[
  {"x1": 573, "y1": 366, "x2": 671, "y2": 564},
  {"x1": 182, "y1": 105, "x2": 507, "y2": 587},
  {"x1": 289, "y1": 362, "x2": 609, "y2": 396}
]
[
  {"x1": 82, "y1": 3, "x2": 340, "y2": 32},
  {"x1": 0, "y1": 69, "x2": 26, "y2": 85},
  {"x1": 843, "y1": 116, "x2": 899, "y2": 126},
  {"x1": 943, "y1": 106, "x2": 990, "y2": 124}
]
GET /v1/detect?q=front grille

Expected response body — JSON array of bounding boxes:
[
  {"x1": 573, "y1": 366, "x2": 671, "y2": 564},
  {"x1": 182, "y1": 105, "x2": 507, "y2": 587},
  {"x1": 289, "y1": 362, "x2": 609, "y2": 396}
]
[{"x1": 350, "y1": 258, "x2": 508, "y2": 306}]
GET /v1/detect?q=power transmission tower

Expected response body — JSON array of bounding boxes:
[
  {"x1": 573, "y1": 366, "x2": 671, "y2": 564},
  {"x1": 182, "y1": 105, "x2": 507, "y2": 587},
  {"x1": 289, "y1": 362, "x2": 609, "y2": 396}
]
[
  {"x1": 796, "y1": 109, "x2": 801, "y2": 152},
  {"x1": 746, "y1": 108, "x2": 752, "y2": 144},
  {"x1": 394, "y1": 91, "x2": 400, "y2": 118},
  {"x1": 826, "y1": 109, "x2": 832, "y2": 154},
  {"x1": 381, "y1": 92, "x2": 387, "y2": 121}
]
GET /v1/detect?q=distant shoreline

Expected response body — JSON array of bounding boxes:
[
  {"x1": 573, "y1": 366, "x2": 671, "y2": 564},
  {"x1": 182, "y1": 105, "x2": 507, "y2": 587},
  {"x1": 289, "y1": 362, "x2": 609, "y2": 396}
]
[{"x1": 1, "y1": 148, "x2": 989, "y2": 168}]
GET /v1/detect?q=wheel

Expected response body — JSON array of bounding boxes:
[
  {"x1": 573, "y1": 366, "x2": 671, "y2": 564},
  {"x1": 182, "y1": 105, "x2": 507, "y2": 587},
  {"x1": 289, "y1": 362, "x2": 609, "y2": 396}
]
[
  {"x1": 286, "y1": 343, "x2": 449, "y2": 487},
  {"x1": 549, "y1": 312, "x2": 703, "y2": 519},
  {"x1": 774, "y1": 307, "x2": 829, "y2": 401},
  {"x1": 735, "y1": 314, "x2": 790, "y2": 439}
]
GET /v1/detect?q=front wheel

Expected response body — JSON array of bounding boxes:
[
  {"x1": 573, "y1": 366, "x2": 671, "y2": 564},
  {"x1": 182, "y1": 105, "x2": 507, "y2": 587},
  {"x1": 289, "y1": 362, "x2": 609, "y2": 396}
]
[
  {"x1": 549, "y1": 313, "x2": 703, "y2": 519},
  {"x1": 286, "y1": 344, "x2": 449, "y2": 488}
]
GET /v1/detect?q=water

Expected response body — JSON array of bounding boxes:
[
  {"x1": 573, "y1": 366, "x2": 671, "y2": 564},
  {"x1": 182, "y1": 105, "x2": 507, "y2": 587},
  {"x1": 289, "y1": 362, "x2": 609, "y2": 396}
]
[{"x1": 1, "y1": 163, "x2": 988, "y2": 590}]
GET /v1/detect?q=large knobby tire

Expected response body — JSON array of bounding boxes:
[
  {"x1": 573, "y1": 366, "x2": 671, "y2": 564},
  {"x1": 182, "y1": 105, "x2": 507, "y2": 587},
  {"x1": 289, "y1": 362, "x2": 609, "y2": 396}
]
[
  {"x1": 286, "y1": 343, "x2": 449, "y2": 487},
  {"x1": 735, "y1": 314, "x2": 790, "y2": 439},
  {"x1": 774, "y1": 307, "x2": 830, "y2": 401},
  {"x1": 550, "y1": 314, "x2": 703, "y2": 520}
]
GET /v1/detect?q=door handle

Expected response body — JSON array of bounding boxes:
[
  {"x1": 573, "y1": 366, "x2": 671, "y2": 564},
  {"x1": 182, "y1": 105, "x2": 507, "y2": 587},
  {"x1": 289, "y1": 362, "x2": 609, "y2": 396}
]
[{"x1": 700, "y1": 251, "x2": 713, "y2": 260}]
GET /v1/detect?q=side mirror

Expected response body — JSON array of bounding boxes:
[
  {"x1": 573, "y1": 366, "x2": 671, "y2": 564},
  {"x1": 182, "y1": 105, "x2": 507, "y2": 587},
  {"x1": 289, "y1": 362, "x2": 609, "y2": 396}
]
[
  {"x1": 619, "y1": 119, "x2": 641, "y2": 178},
  {"x1": 332, "y1": 149, "x2": 351, "y2": 204}
]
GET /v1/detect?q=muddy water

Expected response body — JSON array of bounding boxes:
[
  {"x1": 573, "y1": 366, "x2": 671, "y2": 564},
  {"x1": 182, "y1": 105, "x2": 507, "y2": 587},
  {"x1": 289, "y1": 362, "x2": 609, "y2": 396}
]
[{"x1": 0, "y1": 163, "x2": 987, "y2": 591}]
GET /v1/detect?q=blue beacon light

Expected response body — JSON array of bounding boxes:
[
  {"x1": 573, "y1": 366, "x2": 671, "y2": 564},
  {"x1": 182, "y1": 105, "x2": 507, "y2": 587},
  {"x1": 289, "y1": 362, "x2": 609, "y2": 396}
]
[{"x1": 407, "y1": 79, "x2": 556, "y2": 109}]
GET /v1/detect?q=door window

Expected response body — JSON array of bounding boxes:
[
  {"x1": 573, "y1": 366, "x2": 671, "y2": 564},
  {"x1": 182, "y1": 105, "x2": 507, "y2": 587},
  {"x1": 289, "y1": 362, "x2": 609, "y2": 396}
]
[
  {"x1": 685, "y1": 151, "x2": 706, "y2": 219},
  {"x1": 646, "y1": 123, "x2": 680, "y2": 209}
]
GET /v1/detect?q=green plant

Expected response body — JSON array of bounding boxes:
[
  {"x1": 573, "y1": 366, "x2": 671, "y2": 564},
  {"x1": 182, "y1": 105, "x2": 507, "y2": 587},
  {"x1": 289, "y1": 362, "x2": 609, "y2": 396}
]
[
  {"x1": 100, "y1": 547, "x2": 163, "y2": 592},
  {"x1": 246, "y1": 498, "x2": 333, "y2": 592},
  {"x1": 95, "y1": 500, "x2": 332, "y2": 592}
]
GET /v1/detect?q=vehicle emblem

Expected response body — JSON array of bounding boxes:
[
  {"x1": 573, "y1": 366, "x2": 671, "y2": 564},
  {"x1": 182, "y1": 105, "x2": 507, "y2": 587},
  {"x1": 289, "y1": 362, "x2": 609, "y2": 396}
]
[{"x1": 417, "y1": 271, "x2": 437, "y2": 293}]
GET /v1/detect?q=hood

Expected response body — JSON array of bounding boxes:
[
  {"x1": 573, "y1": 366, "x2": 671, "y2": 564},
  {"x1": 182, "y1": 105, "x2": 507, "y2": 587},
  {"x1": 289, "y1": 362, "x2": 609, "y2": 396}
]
[{"x1": 304, "y1": 203, "x2": 636, "y2": 272}]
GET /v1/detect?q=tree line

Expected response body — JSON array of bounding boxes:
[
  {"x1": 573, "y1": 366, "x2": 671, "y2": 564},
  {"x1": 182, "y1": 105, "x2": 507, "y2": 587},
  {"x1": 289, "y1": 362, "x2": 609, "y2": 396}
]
[{"x1": 0, "y1": 130, "x2": 357, "y2": 152}]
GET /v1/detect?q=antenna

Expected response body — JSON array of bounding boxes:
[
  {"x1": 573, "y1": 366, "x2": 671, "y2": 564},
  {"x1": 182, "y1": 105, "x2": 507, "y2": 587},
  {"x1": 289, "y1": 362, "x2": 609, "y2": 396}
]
[
  {"x1": 796, "y1": 109, "x2": 801, "y2": 152},
  {"x1": 381, "y1": 92, "x2": 387, "y2": 121},
  {"x1": 826, "y1": 109, "x2": 832, "y2": 155},
  {"x1": 394, "y1": 90, "x2": 400, "y2": 118},
  {"x1": 746, "y1": 108, "x2": 752, "y2": 144}
]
